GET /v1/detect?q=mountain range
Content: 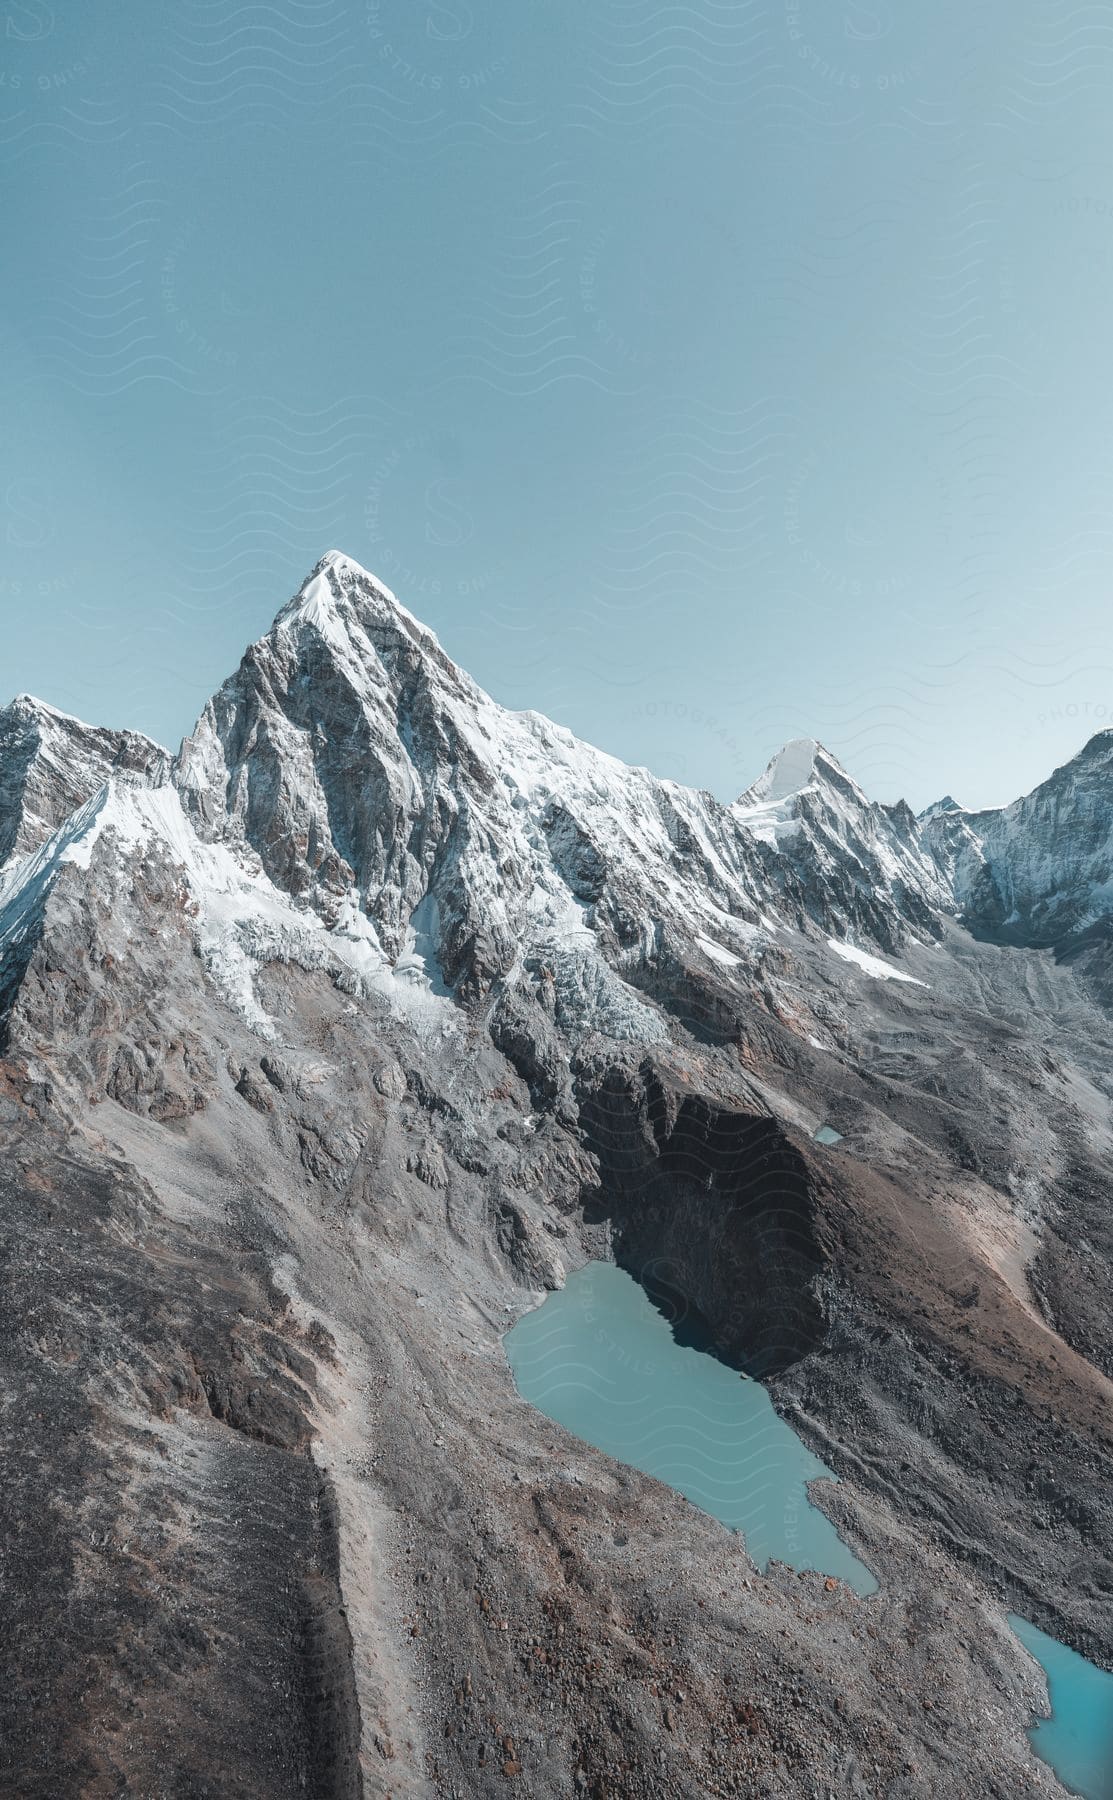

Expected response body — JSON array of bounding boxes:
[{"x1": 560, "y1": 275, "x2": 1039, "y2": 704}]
[{"x1": 1, "y1": 550, "x2": 1110, "y2": 1799}]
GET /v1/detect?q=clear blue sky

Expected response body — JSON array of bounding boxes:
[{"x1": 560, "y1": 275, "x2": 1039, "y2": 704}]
[{"x1": 4, "y1": 0, "x2": 1113, "y2": 809}]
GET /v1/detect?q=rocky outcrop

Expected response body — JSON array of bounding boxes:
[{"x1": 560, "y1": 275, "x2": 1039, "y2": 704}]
[{"x1": 0, "y1": 1125, "x2": 359, "y2": 1800}]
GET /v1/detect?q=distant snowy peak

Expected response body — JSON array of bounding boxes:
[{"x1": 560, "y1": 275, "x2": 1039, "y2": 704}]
[
  {"x1": 741, "y1": 736, "x2": 868, "y2": 810},
  {"x1": 732, "y1": 733, "x2": 948, "y2": 953},
  {"x1": 918, "y1": 794, "x2": 962, "y2": 821},
  {"x1": 0, "y1": 694, "x2": 169, "y2": 873}
]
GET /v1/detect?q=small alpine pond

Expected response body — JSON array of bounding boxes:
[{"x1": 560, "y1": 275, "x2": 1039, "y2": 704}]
[
  {"x1": 505, "y1": 1260, "x2": 876, "y2": 1594},
  {"x1": 1009, "y1": 1614, "x2": 1113, "y2": 1800}
]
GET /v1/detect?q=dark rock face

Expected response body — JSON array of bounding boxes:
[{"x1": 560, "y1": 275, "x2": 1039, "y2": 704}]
[
  {"x1": 578, "y1": 1056, "x2": 827, "y2": 1376},
  {"x1": 2, "y1": 552, "x2": 1113, "y2": 1797}
]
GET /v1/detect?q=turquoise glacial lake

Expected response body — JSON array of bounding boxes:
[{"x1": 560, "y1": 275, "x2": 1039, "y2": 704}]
[
  {"x1": 1010, "y1": 1615, "x2": 1113, "y2": 1800},
  {"x1": 505, "y1": 1260, "x2": 876, "y2": 1594}
]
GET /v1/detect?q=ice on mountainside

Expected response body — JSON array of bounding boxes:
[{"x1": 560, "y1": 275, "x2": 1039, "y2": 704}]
[{"x1": 5, "y1": 551, "x2": 1113, "y2": 1047}]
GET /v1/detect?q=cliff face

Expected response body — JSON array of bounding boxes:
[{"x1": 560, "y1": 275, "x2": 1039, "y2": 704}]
[
  {"x1": 922, "y1": 728, "x2": 1113, "y2": 945},
  {"x1": 1, "y1": 552, "x2": 1111, "y2": 1798}
]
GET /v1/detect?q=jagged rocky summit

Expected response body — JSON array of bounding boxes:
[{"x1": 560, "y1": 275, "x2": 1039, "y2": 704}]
[
  {"x1": 4, "y1": 551, "x2": 1111, "y2": 1064},
  {"x1": 1, "y1": 550, "x2": 1112, "y2": 1800}
]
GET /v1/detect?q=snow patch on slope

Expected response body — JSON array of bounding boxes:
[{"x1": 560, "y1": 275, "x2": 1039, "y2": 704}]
[
  {"x1": 0, "y1": 779, "x2": 459, "y2": 1041},
  {"x1": 696, "y1": 933, "x2": 742, "y2": 969},
  {"x1": 826, "y1": 937, "x2": 927, "y2": 987}
]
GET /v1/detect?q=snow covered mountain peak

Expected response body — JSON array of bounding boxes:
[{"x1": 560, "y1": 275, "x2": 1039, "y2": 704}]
[
  {"x1": 172, "y1": 553, "x2": 789, "y2": 1025},
  {"x1": 20, "y1": 546, "x2": 1113, "y2": 1051},
  {"x1": 922, "y1": 728, "x2": 1113, "y2": 948},
  {"x1": 919, "y1": 794, "x2": 962, "y2": 821},
  {"x1": 164, "y1": 552, "x2": 964, "y2": 1033},
  {"x1": 6, "y1": 693, "x2": 70, "y2": 722},
  {"x1": 730, "y1": 734, "x2": 948, "y2": 951},
  {"x1": 276, "y1": 549, "x2": 454, "y2": 671},
  {"x1": 282, "y1": 548, "x2": 399, "y2": 627},
  {"x1": 8, "y1": 546, "x2": 1113, "y2": 1075},
  {"x1": 745, "y1": 741, "x2": 824, "y2": 806},
  {"x1": 738, "y1": 737, "x2": 883, "y2": 824},
  {"x1": 0, "y1": 693, "x2": 169, "y2": 874},
  {"x1": 1071, "y1": 727, "x2": 1113, "y2": 768}
]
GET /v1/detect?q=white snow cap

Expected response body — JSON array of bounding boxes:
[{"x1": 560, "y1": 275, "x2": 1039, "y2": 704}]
[
  {"x1": 278, "y1": 549, "x2": 449, "y2": 659},
  {"x1": 751, "y1": 738, "x2": 824, "y2": 803},
  {"x1": 919, "y1": 794, "x2": 962, "y2": 820},
  {"x1": 741, "y1": 737, "x2": 863, "y2": 807},
  {"x1": 4, "y1": 693, "x2": 91, "y2": 727}
]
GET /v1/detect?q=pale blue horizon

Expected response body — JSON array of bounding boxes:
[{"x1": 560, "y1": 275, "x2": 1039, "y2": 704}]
[{"x1": 5, "y1": 1, "x2": 1113, "y2": 812}]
